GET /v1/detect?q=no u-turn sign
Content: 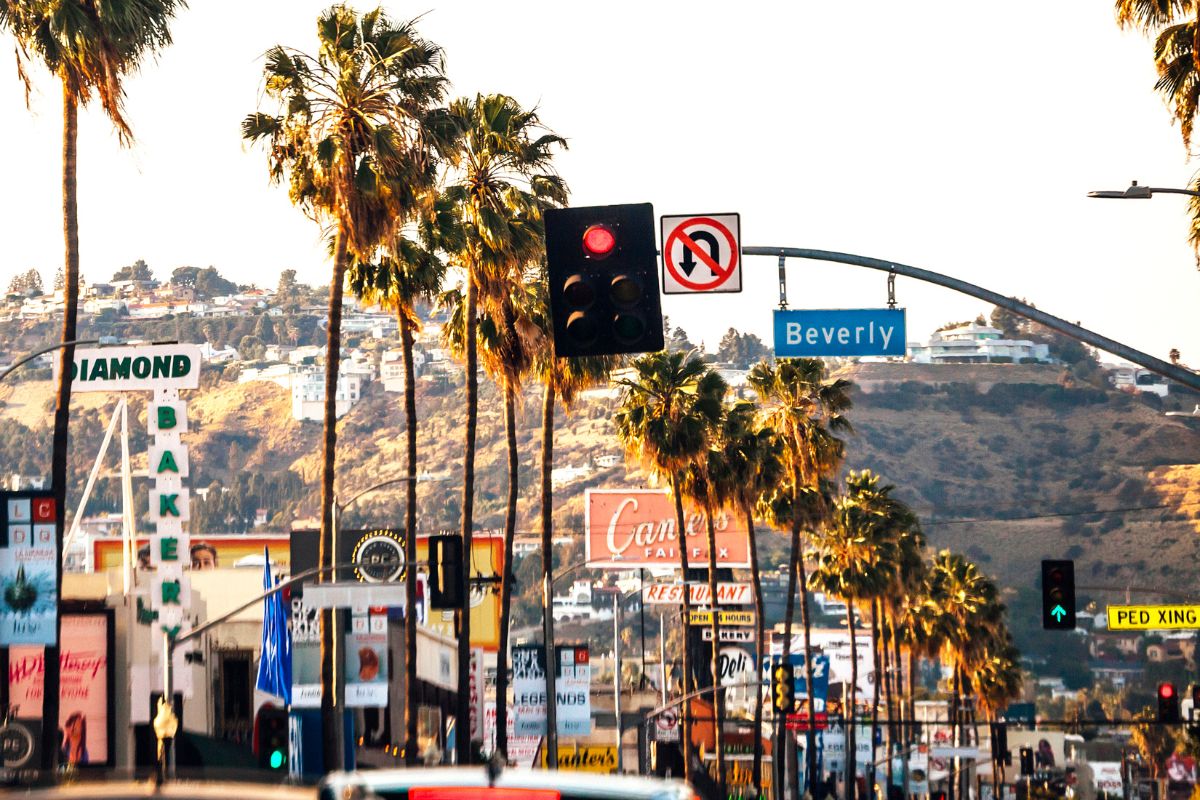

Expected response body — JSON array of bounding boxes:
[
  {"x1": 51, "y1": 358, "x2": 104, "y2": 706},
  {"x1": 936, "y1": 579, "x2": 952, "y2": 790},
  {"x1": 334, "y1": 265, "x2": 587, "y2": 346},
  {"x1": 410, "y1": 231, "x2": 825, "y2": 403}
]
[{"x1": 660, "y1": 213, "x2": 742, "y2": 294}]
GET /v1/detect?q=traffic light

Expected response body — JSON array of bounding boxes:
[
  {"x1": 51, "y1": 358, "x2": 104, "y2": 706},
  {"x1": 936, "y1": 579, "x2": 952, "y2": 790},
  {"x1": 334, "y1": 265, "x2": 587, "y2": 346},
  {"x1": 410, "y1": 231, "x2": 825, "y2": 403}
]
[
  {"x1": 254, "y1": 705, "x2": 288, "y2": 771},
  {"x1": 771, "y1": 663, "x2": 795, "y2": 713},
  {"x1": 1159, "y1": 682, "x2": 1181, "y2": 723},
  {"x1": 990, "y1": 721, "x2": 1009, "y2": 764},
  {"x1": 1019, "y1": 746, "x2": 1034, "y2": 776},
  {"x1": 1190, "y1": 685, "x2": 1200, "y2": 733},
  {"x1": 1041, "y1": 559, "x2": 1076, "y2": 630},
  {"x1": 544, "y1": 203, "x2": 664, "y2": 358},
  {"x1": 429, "y1": 533, "x2": 463, "y2": 610}
]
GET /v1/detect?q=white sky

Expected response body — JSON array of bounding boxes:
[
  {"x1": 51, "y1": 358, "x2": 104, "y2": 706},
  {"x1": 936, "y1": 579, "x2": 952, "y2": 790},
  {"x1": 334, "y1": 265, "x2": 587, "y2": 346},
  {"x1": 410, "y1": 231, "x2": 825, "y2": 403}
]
[{"x1": 3, "y1": 1, "x2": 1199, "y2": 362}]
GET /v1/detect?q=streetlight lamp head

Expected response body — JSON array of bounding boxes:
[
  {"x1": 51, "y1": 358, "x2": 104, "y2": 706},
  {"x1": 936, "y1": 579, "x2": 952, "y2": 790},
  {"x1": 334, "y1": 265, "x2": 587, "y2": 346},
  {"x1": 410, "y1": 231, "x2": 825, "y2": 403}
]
[{"x1": 1087, "y1": 181, "x2": 1152, "y2": 199}]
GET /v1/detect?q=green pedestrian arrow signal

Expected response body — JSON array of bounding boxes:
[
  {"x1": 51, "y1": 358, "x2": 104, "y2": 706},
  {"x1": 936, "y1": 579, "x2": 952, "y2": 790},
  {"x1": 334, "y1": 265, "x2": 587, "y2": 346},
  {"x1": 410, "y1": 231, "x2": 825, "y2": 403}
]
[
  {"x1": 1042, "y1": 560, "x2": 1076, "y2": 630},
  {"x1": 1051, "y1": 605, "x2": 1066, "y2": 622}
]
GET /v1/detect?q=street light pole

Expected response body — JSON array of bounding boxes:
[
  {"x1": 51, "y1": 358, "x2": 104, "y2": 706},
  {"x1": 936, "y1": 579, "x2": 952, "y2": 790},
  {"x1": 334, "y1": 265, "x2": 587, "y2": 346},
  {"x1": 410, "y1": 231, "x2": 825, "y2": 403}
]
[{"x1": 0, "y1": 338, "x2": 100, "y2": 383}]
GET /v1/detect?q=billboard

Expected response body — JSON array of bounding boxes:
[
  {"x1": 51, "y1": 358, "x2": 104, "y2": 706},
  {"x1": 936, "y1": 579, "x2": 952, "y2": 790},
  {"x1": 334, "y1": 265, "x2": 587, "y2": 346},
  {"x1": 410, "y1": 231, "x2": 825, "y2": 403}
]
[
  {"x1": 585, "y1": 489, "x2": 750, "y2": 569},
  {"x1": 1, "y1": 492, "x2": 58, "y2": 646},
  {"x1": 57, "y1": 343, "x2": 202, "y2": 393},
  {"x1": 8, "y1": 610, "x2": 113, "y2": 767},
  {"x1": 510, "y1": 643, "x2": 591, "y2": 737}
]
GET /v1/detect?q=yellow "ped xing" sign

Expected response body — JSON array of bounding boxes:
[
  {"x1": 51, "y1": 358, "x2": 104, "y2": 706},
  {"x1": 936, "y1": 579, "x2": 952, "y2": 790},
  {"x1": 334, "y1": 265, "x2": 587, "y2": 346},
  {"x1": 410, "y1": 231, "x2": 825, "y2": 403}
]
[{"x1": 1108, "y1": 605, "x2": 1200, "y2": 630}]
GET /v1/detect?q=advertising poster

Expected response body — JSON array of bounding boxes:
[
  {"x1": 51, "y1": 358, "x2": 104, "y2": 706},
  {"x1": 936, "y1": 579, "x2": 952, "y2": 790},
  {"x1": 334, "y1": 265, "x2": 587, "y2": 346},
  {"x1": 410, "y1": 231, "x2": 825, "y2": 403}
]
[
  {"x1": 288, "y1": 593, "x2": 322, "y2": 708},
  {"x1": 774, "y1": 630, "x2": 874, "y2": 697},
  {"x1": 556, "y1": 644, "x2": 591, "y2": 736},
  {"x1": 483, "y1": 701, "x2": 540, "y2": 767},
  {"x1": 470, "y1": 648, "x2": 484, "y2": 743},
  {"x1": 0, "y1": 493, "x2": 58, "y2": 646},
  {"x1": 8, "y1": 613, "x2": 110, "y2": 766},
  {"x1": 585, "y1": 489, "x2": 750, "y2": 569},
  {"x1": 344, "y1": 630, "x2": 388, "y2": 707},
  {"x1": 1092, "y1": 761, "x2": 1124, "y2": 798},
  {"x1": 512, "y1": 644, "x2": 547, "y2": 736}
]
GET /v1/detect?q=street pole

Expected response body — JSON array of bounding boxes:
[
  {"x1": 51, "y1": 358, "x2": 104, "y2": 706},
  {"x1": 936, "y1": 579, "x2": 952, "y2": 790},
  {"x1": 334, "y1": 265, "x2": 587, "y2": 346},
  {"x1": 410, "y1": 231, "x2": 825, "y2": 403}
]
[
  {"x1": 659, "y1": 612, "x2": 668, "y2": 708},
  {"x1": 613, "y1": 593, "x2": 623, "y2": 773},
  {"x1": 543, "y1": 572, "x2": 558, "y2": 768}
]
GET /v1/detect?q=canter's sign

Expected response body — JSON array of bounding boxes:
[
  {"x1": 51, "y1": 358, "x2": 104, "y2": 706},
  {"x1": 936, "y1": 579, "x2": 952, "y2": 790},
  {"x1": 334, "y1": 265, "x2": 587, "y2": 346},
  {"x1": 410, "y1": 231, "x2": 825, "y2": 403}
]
[
  {"x1": 59, "y1": 344, "x2": 201, "y2": 392},
  {"x1": 585, "y1": 489, "x2": 751, "y2": 569},
  {"x1": 1108, "y1": 604, "x2": 1200, "y2": 630}
]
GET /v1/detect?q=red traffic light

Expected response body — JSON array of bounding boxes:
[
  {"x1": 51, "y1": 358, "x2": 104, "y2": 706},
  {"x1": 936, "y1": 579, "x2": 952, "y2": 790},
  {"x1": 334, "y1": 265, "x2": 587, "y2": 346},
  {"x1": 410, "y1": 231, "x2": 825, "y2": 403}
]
[
  {"x1": 582, "y1": 225, "x2": 616, "y2": 258},
  {"x1": 1160, "y1": 682, "x2": 1176, "y2": 699}
]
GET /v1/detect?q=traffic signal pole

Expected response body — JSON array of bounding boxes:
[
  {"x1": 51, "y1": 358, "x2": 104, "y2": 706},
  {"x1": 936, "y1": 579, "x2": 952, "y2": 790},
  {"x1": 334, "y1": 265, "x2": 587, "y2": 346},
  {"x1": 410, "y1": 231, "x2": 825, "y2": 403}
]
[{"x1": 742, "y1": 247, "x2": 1200, "y2": 392}]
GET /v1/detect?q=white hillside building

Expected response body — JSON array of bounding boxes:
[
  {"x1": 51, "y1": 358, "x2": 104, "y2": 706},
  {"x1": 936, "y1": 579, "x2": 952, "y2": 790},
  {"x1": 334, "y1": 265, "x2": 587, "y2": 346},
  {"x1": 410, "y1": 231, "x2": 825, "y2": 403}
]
[{"x1": 908, "y1": 322, "x2": 1051, "y2": 364}]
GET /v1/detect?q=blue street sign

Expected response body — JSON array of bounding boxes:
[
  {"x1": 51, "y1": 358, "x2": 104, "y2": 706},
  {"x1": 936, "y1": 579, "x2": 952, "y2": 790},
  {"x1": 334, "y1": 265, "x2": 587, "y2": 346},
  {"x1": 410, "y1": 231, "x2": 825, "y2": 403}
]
[{"x1": 774, "y1": 308, "x2": 906, "y2": 357}]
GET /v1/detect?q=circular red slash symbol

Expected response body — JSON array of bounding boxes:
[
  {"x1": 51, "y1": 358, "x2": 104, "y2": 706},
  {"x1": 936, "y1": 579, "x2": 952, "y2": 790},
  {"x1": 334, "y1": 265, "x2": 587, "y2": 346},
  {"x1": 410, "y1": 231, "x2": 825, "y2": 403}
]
[{"x1": 664, "y1": 216, "x2": 739, "y2": 291}]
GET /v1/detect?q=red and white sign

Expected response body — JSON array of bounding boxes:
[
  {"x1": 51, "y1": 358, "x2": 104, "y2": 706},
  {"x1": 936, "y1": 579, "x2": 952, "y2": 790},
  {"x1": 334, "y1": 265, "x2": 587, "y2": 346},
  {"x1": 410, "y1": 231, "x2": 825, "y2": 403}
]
[
  {"x1": 585, "y1": 489, "x2": 751, "y2": 569},
  {"x1": 660, "y1": 213, "x2": 742, "y2": 294},
  {"x1": 643, "y1": 582, "x2": 753, "y2": 605},
  {"x1": 786, "y1": 711, "x2": 829, "y2": 731}
]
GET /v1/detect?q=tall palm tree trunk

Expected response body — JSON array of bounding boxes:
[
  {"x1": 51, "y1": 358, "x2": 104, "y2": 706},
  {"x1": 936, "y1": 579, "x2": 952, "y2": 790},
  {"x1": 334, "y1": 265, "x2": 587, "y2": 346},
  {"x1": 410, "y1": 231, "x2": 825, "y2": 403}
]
[
  {"x1": 745, "y1": 509, "x2": 766, "y2": 795},
  {"x1": 44, "y1": 84, "x2": 81, "y2": 773},
  {"x1": 319, "y1": 224, "x2": 350, "y2": 770},
  {"x1": 883, "y1": 616, "x2": 896, "y2": 791},
  {"x1": 670, "y1": 477, "x2": 693, "y2": 782},
  {"x1": 703, "y1": 507, "x2": 726, "y2": 790},
  {"x1": 870, "y1": 604, "x2": 883, "y2": 800},
  {"x1": 799, "y1": 539, "x2": 820, "y2": 797},
  {"x1": 948, "y1": 667, "x2": 960, "y2": 800},
  {"x1": 539, "y1": 383, "x2": 558, "y2": 768},
  {"x1": 495, "y1": 381, "x2": 519, "y2": 758},
  {"x1": 906, "y1": 646, "x2": 916, "y2": 750},
  {"x1": 456, "y1": 274, "x2": 478, "y2": 765},
  {"x1": 400, "y1": 311, "x2": 420, "y2": 766},
  {"x1": 847, "y1": 600, "x2": 859, "y2": 800}
]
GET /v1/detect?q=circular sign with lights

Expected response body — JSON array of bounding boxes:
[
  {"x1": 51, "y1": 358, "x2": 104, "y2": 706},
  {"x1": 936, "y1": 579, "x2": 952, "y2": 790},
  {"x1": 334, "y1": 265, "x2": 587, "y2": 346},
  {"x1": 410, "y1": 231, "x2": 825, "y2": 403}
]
[{"x1": 351, "y1": 529, "x2": 405, "y2": 583}]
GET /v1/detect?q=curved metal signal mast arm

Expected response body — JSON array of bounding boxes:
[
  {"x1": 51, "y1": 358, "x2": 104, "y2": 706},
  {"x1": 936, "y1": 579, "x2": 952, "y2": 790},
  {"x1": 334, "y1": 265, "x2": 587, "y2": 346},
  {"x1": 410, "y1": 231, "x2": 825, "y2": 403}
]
[{"x1": 743, "y1": 247, "x2": 1200, "y2": 392}]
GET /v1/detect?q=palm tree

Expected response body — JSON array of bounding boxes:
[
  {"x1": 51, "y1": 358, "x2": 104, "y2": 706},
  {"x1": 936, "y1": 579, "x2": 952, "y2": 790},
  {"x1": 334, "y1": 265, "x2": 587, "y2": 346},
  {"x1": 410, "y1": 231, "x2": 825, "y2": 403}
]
[
  {"x1": 748, "y1": 357, "x2": 852, "y2": 789},
  {"x1": 707, "y1": 401, "x2": 783, "y2": 794},
  {"x1": 614, "y1": 350, "x2": 728, "y2": 783},
  {"x1": 439, "y1": 262, "x2": 546, "y2": 758},
  {"x1": 2, "y1": 0, "x2": 185, "y2": 770},
  {"x1": 879, "y1": 511, "x2": 926, "y2": 789},
  {"x1": 243, "y1": 6, "x2": 449, "y2": 766},
  {"x1": 441, "y1": 94, "x2": 566, "y2": 761},
  {"x1": 973, "y1": 635, "x2": 1022, "y2": 796},
  {"x1": 347, "y1": 221, "x2": 450, "y2": 765},
  {"x1": 677, "y1": 405, "x2": 735, "y2": 791},
  {"x1": 923, "y1": 551, "x2": 1003, "y2": 800},
  {"x1": 531, "y1": 286, "x2": 621, "y2": 767},
  {"x1": 811, "y1": 471, "x2": 899, "y2": 800}
]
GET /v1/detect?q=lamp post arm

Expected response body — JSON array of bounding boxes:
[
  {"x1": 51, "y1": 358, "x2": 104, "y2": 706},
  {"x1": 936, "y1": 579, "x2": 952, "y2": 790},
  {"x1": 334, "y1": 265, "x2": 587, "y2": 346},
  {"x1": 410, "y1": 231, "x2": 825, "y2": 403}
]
[
  {"x1": 337, "y1": 476, "x2": 422, "y2": 514},
  {"x1": 0, "y1": 338, "x2": 99, "y2": 383},
  {"x1": 744, "y1": 247, "x2": 1200, "y2": 392},
  {"x1": 1146, "y1": 187, "x2": 1200, "y2": 198}
]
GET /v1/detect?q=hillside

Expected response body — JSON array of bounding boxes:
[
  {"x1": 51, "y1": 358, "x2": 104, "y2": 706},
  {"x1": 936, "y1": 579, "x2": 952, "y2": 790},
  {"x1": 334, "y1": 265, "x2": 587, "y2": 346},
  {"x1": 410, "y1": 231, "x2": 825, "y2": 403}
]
[{"x1": 5, "y1": 360, "x2": 1199, "y2": 599}]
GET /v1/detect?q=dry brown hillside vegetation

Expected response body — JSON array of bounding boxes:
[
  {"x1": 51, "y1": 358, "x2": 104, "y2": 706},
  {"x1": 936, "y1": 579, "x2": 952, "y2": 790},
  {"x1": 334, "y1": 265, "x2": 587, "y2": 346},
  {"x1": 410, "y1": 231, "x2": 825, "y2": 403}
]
[{"x1": 4, "y1": 360, "x2": 1198, "y2": 594}]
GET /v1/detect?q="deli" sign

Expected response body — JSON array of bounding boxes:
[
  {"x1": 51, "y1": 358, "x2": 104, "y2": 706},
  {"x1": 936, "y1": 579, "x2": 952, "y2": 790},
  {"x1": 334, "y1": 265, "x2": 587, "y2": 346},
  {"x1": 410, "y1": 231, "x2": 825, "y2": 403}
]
[{"x1": 585, "y1": 489, "x2": 750, "y2": 569}]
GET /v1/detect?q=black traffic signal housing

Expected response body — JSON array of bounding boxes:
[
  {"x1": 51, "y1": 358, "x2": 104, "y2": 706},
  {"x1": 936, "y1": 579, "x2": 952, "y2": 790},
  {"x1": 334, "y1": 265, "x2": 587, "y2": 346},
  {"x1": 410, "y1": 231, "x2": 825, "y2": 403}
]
[
  {"x1": 254, "y1": 705, "x2": 288, "y2": 771},
  {"x1": 1041, "y1": 559, "x2": 1076, "y2": 630},
  {"x1": 1159, "y1": 682, "x2": 1181, "y2": 724},
  {"x1": 1019, "y1": 746, "x2": 1034, "y2": 776},
  {"x1": 544, "y1": 203, "x2": 664, "y2": 358},
  {"x1": 990, "y1": 721, "x2": 1009, "y2": 765},
  {"x1": 1190, "y1": 685, "x2": 1200, "y2": 735},
  {"x1": 772, "y1": 663, "x2": 795, "y2": 713},
  {"x1": 429, "y1": 533, "x2": 463, "y2": 610}
]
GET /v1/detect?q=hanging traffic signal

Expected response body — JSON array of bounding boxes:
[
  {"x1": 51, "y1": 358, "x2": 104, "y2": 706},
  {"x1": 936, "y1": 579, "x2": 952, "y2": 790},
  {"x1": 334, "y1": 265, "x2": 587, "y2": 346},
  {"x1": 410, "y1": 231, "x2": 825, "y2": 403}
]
[
  {"x1": 254, "y1": 705, "x2": 288, "y2": 771},
  {"x1": 429, "y1": 533, "x2": 463, "y2": 610},
  {"x1": 1041, "y1": 559, "x2": 1076, "y2": 630},
  {"x1": 772, "y1": 663, "x2": 795, "y2": 713},
  {"x1": 1159, "y1": 682, "x2": 1181, "y2": 723},
  {"x1": 544, "y1": 203, "x2": 664, "y2": 358}
]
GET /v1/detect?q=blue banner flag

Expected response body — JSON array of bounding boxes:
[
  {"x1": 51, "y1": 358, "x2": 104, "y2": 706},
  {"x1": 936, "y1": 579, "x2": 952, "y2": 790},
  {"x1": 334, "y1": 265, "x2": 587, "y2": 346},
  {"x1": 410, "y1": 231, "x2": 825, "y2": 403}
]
[
  {"x1": 774, "y1": 308, "x2": 906, "y2": 357},
  {"x1": 256, "y1": 547, "x2": 292, "y2": 703}
]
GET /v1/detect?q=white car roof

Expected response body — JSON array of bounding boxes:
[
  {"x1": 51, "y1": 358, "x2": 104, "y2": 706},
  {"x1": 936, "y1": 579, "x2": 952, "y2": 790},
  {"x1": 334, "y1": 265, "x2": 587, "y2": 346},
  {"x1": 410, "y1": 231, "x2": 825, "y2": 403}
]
[{"x1": 321, "y1": 767, "x2": 694, "y2": 800}]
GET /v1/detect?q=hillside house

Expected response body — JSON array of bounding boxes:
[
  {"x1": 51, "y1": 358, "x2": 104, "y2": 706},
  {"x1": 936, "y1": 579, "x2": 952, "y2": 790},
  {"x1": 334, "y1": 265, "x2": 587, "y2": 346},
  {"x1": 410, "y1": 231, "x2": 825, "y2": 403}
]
[
  {"x1": 381, "y1": 349, "x2": 426, "y2": 393},
  {"x1": 552, "y1": 580, "x2": 614, "y2": 622},
  {"x1": 908, "y1": 322, "x2": 1051, "y2": 364},
  {"x1": 291, "y1": 370, "x2": 362, "y2": 421},
  {"x1": 1106, "y1": 365, "x2": 1170, "y2": 397}
]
